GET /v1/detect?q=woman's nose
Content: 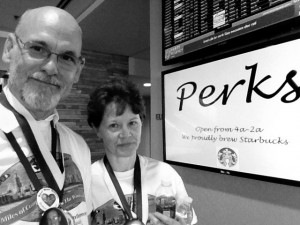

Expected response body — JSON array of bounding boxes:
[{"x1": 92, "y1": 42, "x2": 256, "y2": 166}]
[{"x1": 119, "y1": 127, "x2": 132, "y2": 138}]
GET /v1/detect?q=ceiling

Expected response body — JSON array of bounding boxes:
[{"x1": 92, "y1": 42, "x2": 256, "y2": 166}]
[
  {"x1": 0, "y1": 0, "x2": 150, "y2": 95},
  {"x1": 0, "y1": 0, "x2": 150, "y2": 59},
  {"x1": 79, "y1": 0, "x2": 150, "y2": 60}
]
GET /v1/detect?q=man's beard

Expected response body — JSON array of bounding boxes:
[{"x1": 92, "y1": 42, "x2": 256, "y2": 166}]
[
  {"x1": 20, "y1": 72, "x2": 65, "y2": 112},
  {"x1": 8, "y1": 67, "x2": 70, "y2": 114},
  {"x1": 20, "y1": 84, "x2": 62, "y2": 112}
]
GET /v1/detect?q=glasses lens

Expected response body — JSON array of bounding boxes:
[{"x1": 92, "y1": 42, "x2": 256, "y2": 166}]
[
  {"x1": 58, "y1": 53, "x2": 78, "y2": 66},
  {"x1": 19, "y1": 37, "x2": 83, "y2": 72},
  {"x1": 58, "y1": 53, "x2": 83, "y2": 71},
  {"x1": 24, "y1": 42, "x2": 50, "y2": 59}
]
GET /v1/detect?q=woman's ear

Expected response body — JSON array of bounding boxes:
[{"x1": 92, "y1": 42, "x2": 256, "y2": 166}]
[
  {"x1": 92, "y1": 126, "x2": 103, "y2": 140},
  {"x1": 92, "y1": 126, "x2": 98, "y2": 134},
  {"x1": 2, "y1": 33, "x2": 15, "y2": 63}
]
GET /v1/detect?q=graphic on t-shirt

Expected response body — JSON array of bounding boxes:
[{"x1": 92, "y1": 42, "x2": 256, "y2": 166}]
[
  {"x1": 60, "y1": 154, "x2": 86, "y2": 211},
  {"x1": 93, "y1": 194, "x2": 156, "y2": 225},
  {"x1": 0, "y1": 153, "x2": 86, "y2": 224},
  {"x1": 0, "y1": 156, "x2": 38, "y2": 208}
]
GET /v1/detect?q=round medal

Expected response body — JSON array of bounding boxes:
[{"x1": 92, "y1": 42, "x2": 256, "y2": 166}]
[
  {"x1": 37, "y1": 187, "x2": 59, "y2": 211},
  {"x1": 125, "y1": 219, "x2": 145, "y2": 225},
  {"x1": 40, "y1": 207, "x2": 74, "y2": 225}
]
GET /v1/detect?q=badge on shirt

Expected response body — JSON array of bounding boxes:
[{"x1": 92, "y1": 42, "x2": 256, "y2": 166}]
[{"x1": 37, "y1": 187, "x2": 60, "y2": 211}]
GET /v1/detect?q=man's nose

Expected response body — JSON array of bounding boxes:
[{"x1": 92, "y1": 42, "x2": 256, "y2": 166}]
[{"x1": 41, "y1": 54, "x2": 59, "y2": 75}]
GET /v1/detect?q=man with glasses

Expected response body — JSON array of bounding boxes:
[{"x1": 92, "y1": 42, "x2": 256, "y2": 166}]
[{"x1": 0, "y1": 6, "x2": 92, "y2": 225}]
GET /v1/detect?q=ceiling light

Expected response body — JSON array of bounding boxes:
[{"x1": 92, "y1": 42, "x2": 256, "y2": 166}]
[{"x1": 143, "y1": 83, "x2": 151, "y2": 87}]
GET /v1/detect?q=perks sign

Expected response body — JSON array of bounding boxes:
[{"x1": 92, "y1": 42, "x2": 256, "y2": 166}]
[
  {"x1": 177, "y1": 64, "x2": 299, "y2": 110},
  {"x1": 162, "y1": 39, "x2": 300, "y2": 185}
]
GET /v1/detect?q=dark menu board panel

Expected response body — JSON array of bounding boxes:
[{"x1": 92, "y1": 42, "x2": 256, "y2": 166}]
[{"x1": 163, "y1": 0, "x2": 300, "y2": 63}]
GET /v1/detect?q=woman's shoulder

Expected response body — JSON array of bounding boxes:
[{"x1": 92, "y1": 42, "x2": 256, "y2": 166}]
[{"x1": 139, "y1": 155, "x2": 177, "y2": 173}]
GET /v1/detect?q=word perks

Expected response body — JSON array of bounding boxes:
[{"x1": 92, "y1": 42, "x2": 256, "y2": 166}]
[{"x1": 176, "y1": 63, "x2": 300, "y2": 111}]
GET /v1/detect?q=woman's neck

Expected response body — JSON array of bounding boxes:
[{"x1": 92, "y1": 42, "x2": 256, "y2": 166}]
[{"x1": 105, "y1": 154, "x2": 136, "y2": 172}]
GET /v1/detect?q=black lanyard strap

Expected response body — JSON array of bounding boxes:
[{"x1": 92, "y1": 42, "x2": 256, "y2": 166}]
[
  {"x1": 50, "y1": 121, "x2": 63, "y2": 173},
  {"x1": 4, "y1": 131, "x2": 42, "y2": 191},
  {"x1": 104, "y1": 155, "x2": 143, "y2": 221},
  {"x1": 0, "y1": 93, "x2": 63, "y2": 200},
  {"x1": 51, "y1": 120, "x2": 57, "y2": 158},
  {"x1": 134, "y1": 156, "x2": 142, "y2": 221}
]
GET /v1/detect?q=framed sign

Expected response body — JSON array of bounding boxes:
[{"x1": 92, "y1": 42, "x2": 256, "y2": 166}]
[{"x1": 162, "y1": 38, "x2": 300, "y2": 186}]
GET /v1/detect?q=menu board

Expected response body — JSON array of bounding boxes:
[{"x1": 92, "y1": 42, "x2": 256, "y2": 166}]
[
  {"x1": 162, "y1": 38, "x2": 300, "y2": 186},
  {"x1": 163, "y1": 0, "x2": 300, "y2": 64}
]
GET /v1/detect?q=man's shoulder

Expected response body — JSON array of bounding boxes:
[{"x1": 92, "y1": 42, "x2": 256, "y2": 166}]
[
  {"x1": 56, "y1": 122, "x2": 87, "y2": 146},
  {"x1": 56, "y1": 122, "x2": 91, "y2": 163},
  {"x1": 0, "y1": 102, "x2": 19, "y2": 132},
  {"x1": 56, "y1": 122, "x2": 79, "y2": 135},
  {"x1": 91, "y1": 159, "x2": 104, "y2": 173}
]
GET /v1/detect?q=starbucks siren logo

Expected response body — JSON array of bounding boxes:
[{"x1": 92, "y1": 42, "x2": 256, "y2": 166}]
[{"x1": 218, "y1": 148, "x2": 238, "y2": 168}]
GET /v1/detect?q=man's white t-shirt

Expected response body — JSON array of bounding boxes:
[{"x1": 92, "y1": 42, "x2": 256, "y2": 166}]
[{"x1": 0, "y1": 87, "x2": 92, "y2": 225}]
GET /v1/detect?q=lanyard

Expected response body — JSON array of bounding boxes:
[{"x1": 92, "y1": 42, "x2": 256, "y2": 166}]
[
  {"x1": 104, "y1": 155, "x2": 143, "y2": 222},
  {"x1": 50, "y1": 120, "x2": 63, "y2": 173},
  {"x1": 0, "y1": 93, "x2": 63, "y2": 201}
]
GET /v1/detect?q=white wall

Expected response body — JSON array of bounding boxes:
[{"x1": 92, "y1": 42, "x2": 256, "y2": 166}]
[{"x1": 150, "y1": 1, "x2": 300, "y2": 224}]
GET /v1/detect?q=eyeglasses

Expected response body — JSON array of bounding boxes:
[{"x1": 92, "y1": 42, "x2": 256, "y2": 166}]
[{"x1": 15, "y1": 34, "x2": 85, "y2": 72}]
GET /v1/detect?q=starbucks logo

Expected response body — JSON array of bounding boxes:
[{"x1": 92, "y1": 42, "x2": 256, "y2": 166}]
[{"x1": 218, "y1": 148, "x2": 238, "y2": 168}]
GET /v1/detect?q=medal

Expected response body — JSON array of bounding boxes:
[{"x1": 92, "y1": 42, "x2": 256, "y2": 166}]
[
  {"x1": 40, "y1": 207, "x2": 75, "y2": 225},
  {"x1": 125, "y1": 219, "x2": 145, "y2": 225},
  {"x1": 37, "y1": 187, "x2": 60, "y2": 211}
]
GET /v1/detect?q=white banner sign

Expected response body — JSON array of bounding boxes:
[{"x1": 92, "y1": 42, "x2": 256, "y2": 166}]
[{"x1": 163, "y1": 39, "x2": 300, "y2": 183}]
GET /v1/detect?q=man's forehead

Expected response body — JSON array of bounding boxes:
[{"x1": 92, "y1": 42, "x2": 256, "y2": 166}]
[
  {"x1": 16, "y1": 9, "x2": 82, "y2": 54},
  {"x1": 22, "y1": 6, "x2": 74, "y2": 22},
  {"x1": 38, "y1": 9, "x2": 60, "y2": 25},
  {"x1": 17, "y1": 7, "x2": 82, "y2": 39}
]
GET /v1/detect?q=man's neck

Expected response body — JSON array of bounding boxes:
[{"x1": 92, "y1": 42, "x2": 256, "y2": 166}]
[
  {"x1": 19, "y1": 98, "x2": 54, "y2": 121},
  {"x1": 28, "y1": 109, "x2": 54, "y2": 121}
]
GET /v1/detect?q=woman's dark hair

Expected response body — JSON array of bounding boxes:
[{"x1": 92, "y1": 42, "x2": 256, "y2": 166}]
[{"x1": 87, "y1": 77, "x2": 146, "y2": 128}]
